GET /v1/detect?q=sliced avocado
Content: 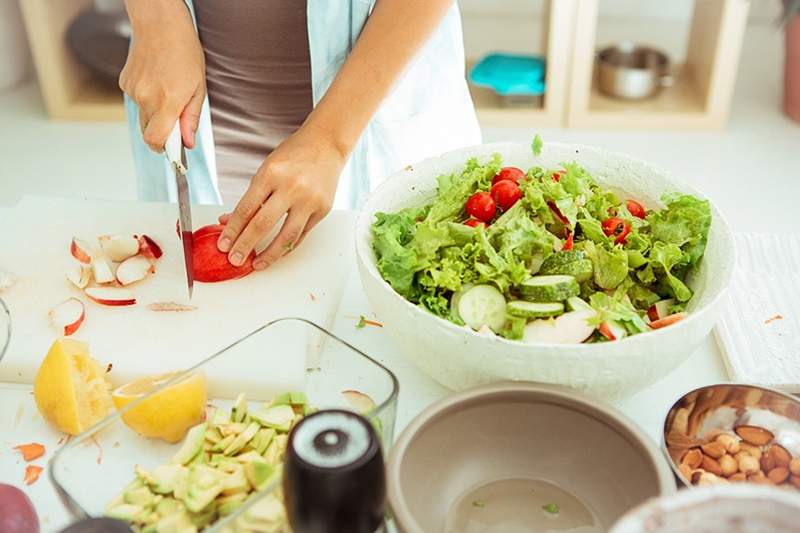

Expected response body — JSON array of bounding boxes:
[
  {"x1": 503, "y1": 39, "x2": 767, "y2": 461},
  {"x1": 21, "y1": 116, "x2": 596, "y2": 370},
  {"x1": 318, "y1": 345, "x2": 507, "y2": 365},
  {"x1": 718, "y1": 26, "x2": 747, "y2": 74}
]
[
  {"x1": 155, "y1": 497, "x2": 185, "y2": 517},
  {"x1": 212, "y1": 434, "x2": 235, "y2": 453},
  {"x1": 224, "y1": 422, "x2": 260, "y2": 456},
  {"x1": 134, "y1": 507, "x2": 156, "y2": 526},
  {"x1": 219, "y1": 462, "x2": 249, "y2": 495},
  {"x1": 251, "y1": 428, "x2": 276, "y2": 455},
  {"x1": 303, "y1": 404, "x2": 318, "y2": 417},
  {"x1": 151, "y1": 464, "x2": 186, "y2": 494},
  {"x1": 245, "y1": 460, "x2": 274, "y2": 491},
  {"x1": 217, "y1": 492, "x2": 248, "y2": 517},
  {"x1": 250, "y1": 404, "x2": 295, "y2": 432},
  {"x1": 264, "y1": 434, "x2": 288, "y2": 465},
  {"x1": 270, "y1": 392, "x2": 292, "y2": 406},
  {"x1": 188, "y1": 502, "x2": 217, "y2": 529},
  {"x1": 234, "y1": 450, "x2": 264, "y2": 464},
  {"x1": 172, "y1": 467, "x2": 191, "y2": 501},
  {"x1": 187, "y1": 449, "x2": 208, "y2": 466},
  {"x1": 211, "y1": 407, "x2": 231, "y2": 426},
  {"x1": 124, "y1": 485, "x2": 155, "y2": 507},
  {"x1": 204, "y1": 426, "x2": 223, "y2": 445},
  {"x1": 155, "y1": 510, "x2": 196, "y2": 533},
  {"x1": 106, "y1": 503, "x2": 144, "y2": 522},
  {"x1": 231, "y1": 393, "x2": 248, "y2": 423},
  {"x1": 242, "y1": 494, "x2": 285, "y2": 526},
  {"x1": 289, "y1": 391, "x2": 308, "y2": 406},
  {"x1": 171, "y1": 422, "x2": 207, "y2": 465},
  {"x1": 219, "y1": 422, "x2": 247, "y2": 437},
  {"x1": 209, "y1": 453, "x2": 237, "y2": 467},
  {"x1": 134, "y1": 465, "x2": 157, "y2": 487},
  {"x1": 141, "y1": 526, "x2": 157, "y2": 533},
  {"x1": 183, "y1": 465, "x2": 222, "y2": 513}
]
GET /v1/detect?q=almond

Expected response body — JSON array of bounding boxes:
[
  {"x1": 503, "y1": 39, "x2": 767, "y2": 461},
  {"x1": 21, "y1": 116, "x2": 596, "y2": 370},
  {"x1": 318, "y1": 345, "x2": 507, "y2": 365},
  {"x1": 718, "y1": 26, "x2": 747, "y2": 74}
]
[
  {"x1": 681, "y1": 448, "x2": 703, "y2": 469},
  {"x1": 728, "y1": 472, "x2": 747, "y2": 482},
  {"x1": 748, "y1": 471, "x2": 772, "y2": 485},
  {"x1": 735, "y1": 425, "x2": 774, "y2": 446},
  {"x1": 691, "y1": 470, "x2": 705, "y2": 485},
  {"x1": 715, "y1": 433, "x2": 740, "y2": 454},
  {"x1": 697, "y1": 472, "x2": 723, "y2": 486},
  {"x1": 768, "y1": 466, "x2": 790, "y2": 484},
  {"x1": 769, "y1": 444, "x2": 792, "y2": 468},
  {"x1": 719, "y1": 454, "x2": 738, "y2": 477},
  {"x1": 790, "y1": 458, "x2": 800, "y2": 477},
  {"x1": 790, "y1": 475, "x2": 800, "y2": 489},
  {"x1": 701, "y1": 441, "x2": 726, "y2": 459},
  {"x1": 761, "y1": 451, "x2": 777, "y2": 473},
  {"x1": 739, "y1": 442, "x2": 763, "y2": 460},
  {"x1": 678, "y1": 463, "x2": 693, "y2": 481},
  {"x1": 702, "y1": 454, "x2": 723, "y2": 476},
  {"x1": 738, "y1": 454, "x2": 760, "y2": 475}
]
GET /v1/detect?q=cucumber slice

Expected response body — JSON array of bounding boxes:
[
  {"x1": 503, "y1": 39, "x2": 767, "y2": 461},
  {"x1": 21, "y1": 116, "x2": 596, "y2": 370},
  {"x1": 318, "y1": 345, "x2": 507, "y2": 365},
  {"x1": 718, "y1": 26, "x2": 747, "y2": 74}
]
[
  {"x1": 458, "y1": 284, "x2": 508, "y2": 332},
  {"x1": 566, "y1": 296, "x2": 593, "y2": 312},
  {"x1": 539, "y1": 251, "x2": 593, "y2": 282},
  {"x1": 507, "y1": 301, "x2": 564, "y2": 319},
  {"x1": 519, "y1": 275, "x2": 580, "y2": 302},
  {"x1": 450, "y1": 283, "x2": 475, "y2": 321}
]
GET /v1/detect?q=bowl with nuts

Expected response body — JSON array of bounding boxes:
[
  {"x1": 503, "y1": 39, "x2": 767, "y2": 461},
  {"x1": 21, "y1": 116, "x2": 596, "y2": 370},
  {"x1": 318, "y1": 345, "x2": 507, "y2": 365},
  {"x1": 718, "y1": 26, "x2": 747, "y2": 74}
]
[{"x1": 663, "y1": 383, "x2": 800, "y2": 489}]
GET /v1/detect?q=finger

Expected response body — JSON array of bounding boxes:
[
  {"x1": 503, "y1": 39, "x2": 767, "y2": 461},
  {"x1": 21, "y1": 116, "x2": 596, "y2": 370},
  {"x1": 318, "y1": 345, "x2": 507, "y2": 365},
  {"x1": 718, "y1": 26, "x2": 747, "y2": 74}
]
[
  {"x1": 180, "y1": 86, "x2": 204, "y2": 149},
  {"x1": 227, "y1": 194, "x2": 289, "y2": 267},
  {"x1": 253, "y1": 211, "x2": 309, "y2": 270},
  {"x1": 138, "y1": 107, "x2": 150, "y2": 139},
  {"x1": 143, "y1": 109, "x2": 180, "y2": 152},
  {"x1": 218, "y1": 213, "x2": 232, "y2": 225},
  {"x1": 217, "y1": 181, "x2": 273, "y2": 252}
]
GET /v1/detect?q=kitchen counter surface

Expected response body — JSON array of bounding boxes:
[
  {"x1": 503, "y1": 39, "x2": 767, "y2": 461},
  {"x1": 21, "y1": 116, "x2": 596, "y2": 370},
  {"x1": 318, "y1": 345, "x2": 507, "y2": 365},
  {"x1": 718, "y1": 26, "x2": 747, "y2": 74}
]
[{"x1": 1, "y1": 265, "x2": 727, "y2": 532}]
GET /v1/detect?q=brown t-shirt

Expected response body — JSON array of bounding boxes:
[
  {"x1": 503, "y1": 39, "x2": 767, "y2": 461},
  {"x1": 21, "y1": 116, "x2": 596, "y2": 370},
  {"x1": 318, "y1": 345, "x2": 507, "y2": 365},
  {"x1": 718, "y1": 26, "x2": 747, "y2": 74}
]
[{"x1": 194, "y1": 1, "x2": 313, "y2": 204}]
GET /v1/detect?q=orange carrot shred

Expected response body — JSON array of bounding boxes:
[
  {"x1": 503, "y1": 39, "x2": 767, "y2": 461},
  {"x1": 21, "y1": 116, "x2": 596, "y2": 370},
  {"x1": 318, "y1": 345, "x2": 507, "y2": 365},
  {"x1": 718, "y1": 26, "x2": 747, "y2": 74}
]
[
  {"x1": 363, "y1": 319, "x2": 383, "y2": 328},
  {"x1": 14, "y1": 443, "x2": 45, "y2": 462},
  {"x1": 24, "y1": 465, "x2": 43, "y2": 485}
]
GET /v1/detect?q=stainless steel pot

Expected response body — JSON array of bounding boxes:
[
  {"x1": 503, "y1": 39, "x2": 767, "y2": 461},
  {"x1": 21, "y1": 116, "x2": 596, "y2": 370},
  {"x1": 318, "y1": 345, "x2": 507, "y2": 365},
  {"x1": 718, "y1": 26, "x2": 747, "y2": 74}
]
[{"x1": 597, "y1": 43, "x2": 672, "y2": 100}]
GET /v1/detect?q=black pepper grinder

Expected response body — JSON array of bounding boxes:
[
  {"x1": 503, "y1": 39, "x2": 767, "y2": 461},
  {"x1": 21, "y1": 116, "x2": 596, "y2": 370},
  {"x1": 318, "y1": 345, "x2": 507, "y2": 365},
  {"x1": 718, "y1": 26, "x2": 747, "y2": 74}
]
[{"x1": 283, "y1": 409, "x2": 386, "y2": 533}]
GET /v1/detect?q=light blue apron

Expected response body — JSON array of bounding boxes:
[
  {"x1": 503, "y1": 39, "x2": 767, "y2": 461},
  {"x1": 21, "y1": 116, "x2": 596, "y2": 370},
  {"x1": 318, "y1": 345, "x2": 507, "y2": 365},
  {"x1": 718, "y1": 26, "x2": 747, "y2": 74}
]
[{"x1": 125, "y1": 0, "x2": 481, "y2": 209}]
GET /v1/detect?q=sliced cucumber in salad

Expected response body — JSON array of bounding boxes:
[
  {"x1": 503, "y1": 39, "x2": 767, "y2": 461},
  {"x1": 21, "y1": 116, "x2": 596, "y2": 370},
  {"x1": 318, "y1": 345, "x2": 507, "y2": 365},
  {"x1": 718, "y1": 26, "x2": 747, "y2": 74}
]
[
  {"x1": 457, "y1": 284, "x2": 507, "y2": 333},
  {"x1": 539, "y1": 251, "x2": 593, "y2": 283},
  {"x1": 507, "y1": 301, "x2": 564, "y2": 319},
  {"x1": 519, "y1": 275, "x2": 580, "y2": 303}
]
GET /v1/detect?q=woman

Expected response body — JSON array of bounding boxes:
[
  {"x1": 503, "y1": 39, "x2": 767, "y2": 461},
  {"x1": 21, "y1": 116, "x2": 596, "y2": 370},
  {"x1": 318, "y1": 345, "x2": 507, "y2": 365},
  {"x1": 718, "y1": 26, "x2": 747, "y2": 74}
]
[{"x1": 121, "y1": 0, "x2": 480, "y2": 271}]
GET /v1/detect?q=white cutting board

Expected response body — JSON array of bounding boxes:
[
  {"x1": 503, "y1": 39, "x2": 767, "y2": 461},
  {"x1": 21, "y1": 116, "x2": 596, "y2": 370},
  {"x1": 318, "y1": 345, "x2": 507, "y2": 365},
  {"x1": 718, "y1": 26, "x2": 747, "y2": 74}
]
[{"x1": 0, "y1": 196, "x2": 355, "y2": 400}]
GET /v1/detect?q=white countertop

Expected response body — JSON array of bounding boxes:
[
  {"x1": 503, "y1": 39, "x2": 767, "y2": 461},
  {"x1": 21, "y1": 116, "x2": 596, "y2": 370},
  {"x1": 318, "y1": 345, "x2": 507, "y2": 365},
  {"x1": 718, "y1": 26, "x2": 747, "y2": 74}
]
[{"x1": 0, "y1": 266, "x2": 728, "y2": 532}]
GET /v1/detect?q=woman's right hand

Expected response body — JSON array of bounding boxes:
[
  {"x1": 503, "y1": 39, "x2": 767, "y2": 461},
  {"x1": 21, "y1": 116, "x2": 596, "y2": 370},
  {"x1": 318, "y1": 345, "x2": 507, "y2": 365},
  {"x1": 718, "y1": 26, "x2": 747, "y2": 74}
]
[{"x1": 119, "y1": 0, "x2": 205, "y2": 151}]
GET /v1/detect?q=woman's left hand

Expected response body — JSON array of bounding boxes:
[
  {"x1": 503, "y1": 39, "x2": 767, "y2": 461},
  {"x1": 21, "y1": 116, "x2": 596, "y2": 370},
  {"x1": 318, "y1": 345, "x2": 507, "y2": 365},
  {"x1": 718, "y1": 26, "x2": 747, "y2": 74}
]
[{"x1": 216, "y1": 123, "x2": 345, "y2": 270}]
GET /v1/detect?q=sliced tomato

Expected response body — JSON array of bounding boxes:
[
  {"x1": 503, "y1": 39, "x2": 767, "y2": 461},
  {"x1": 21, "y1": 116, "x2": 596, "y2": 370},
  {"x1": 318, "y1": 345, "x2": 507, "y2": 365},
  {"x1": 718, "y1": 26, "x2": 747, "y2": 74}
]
[
  {"x1": 563, "y1": 230, "x2": 574, "y2": 251},
  {"x1": 601, "y1": 217, "x2": 631, "y2": 245},
  {"x1": 490, "y1": 180, "x2": 522, "y2": 211},
  {"x1": 464, "y1": 218, "x2": 486, "y2": 228},
  {"x1": 552, "y1": 171, "x2": 561, "y2": 182},
  {"x1": 491, "y1": 167, "x2": 525, "y2": 186},
  {"x1": 465, "y1": 192, "x2": 496, "y2": 223},
  {"x1": 547, "y1": 201, "x2": 569, "y2": 225},
  {"x1": 626, "y1": 199, "x2": 646, "y2": 219}
]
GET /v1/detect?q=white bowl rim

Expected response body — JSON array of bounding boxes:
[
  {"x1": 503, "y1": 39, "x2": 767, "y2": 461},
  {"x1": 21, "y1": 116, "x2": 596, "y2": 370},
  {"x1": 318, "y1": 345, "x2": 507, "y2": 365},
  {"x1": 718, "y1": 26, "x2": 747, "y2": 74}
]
[{"x1": 355, "y1": 141, "x2": 735, "y2": 353}]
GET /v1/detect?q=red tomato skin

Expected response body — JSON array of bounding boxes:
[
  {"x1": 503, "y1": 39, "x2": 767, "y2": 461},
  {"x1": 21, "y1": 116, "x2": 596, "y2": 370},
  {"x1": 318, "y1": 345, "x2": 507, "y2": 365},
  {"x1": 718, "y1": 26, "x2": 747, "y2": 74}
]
[
  {"x1": 464, "y1": 218, "x2": 486, "y2": 228},
  {"x1": 490, "y1": 180, "x2": 522, "y2": 211},
  {"x1": 563, "y1": 230, "x2": 574, "y2": 251},
  {"x1": 552, "y1": 171, "x2": 561, "y2": 182},
  {"x1": 547, "y1": 201, "x2": 569, "y2": 225},
  {"x1": 601, "y1": 217, "x2": 631, "y2": 245},
  {"x1": 465, "y1": 192, "x2": 496, "y2": 223},
  {"x1": 626, "y1": 199, "x2": 646, "y2": 219},
  {"x1": 491, "y1": 167, "x2": 525, "y2": 186}
]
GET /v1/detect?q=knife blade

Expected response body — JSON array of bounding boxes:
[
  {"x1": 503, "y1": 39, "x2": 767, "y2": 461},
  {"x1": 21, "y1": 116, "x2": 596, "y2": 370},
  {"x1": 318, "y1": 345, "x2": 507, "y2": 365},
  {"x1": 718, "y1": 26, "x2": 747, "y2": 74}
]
[{"x1": 165, "y1": 122, "x2": 194, "y2": 300}]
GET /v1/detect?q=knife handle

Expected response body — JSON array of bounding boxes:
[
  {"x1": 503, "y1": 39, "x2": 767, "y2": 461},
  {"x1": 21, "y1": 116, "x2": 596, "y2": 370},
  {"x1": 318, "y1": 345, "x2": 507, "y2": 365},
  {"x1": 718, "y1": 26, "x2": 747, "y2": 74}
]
[{"x1": 165, "y1": 121, "x2": 182, "y2": 166}]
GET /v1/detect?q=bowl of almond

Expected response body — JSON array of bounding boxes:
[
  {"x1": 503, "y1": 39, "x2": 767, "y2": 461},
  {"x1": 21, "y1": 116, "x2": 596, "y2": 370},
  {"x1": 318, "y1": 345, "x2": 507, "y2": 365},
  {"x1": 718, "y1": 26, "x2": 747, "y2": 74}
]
[{"x1": 663, "y1": 384, "x2": 800, "y2": 489}]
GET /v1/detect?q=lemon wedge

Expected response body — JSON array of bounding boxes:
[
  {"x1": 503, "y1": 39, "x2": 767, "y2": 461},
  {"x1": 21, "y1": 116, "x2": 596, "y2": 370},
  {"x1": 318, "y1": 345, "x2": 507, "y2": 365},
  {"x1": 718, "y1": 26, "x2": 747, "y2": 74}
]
[
  {"x1": 34, "y1": 338, "x2": 114, "y2": 435},
  {"x1": 112, "y1": 372, "x2": 207, "y2": 443}
]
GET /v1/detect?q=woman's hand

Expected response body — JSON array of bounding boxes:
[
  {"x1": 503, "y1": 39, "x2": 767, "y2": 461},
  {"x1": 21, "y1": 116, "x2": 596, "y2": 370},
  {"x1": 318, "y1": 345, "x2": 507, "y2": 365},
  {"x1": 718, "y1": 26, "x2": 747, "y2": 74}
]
[
  {"x1": 216, "y1": 123, "x2": 345, "y2": 270},
  {"x1": 120, "y1": 0, "x2": 205, "y2": 151}
]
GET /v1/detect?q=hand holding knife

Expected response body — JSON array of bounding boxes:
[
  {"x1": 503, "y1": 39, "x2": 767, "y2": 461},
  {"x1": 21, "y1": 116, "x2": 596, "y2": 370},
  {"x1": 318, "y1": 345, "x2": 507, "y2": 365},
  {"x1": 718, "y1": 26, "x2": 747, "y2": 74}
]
[{"x1": 165, "y1": 122, "x2": 195, "y2": 300}]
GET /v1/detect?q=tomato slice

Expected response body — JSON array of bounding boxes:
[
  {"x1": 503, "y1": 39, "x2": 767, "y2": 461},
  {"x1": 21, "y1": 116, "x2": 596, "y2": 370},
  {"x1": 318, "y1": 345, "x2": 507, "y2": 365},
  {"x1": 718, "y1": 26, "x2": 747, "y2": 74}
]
[
  {"x1": 601, "y1": 217, "x2": 631, "y2": 245},
  {"x1": 465, "y1": 192, "x2": 496, "y2": 223},
  {"x1": 563, "y1": 230, "x2": 574, "y2": 251},
  {"x1": 552, "y1": 171, "x2": 561, "y2": 182},
  {"x1": 626, "y1": 199, "x2": 646, "y2": 219}
]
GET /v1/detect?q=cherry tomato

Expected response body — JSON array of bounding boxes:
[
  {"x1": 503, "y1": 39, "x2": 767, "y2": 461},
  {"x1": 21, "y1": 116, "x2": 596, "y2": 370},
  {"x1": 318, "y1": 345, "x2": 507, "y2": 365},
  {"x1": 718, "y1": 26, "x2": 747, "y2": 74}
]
[
  {"x1": 547, "y1": 201, "x2": 569, "y2": 225},
  {"x1": 626, "y1": 199, "x2": 646, "y2": 219},
  {"x1": 563, "y1": 230, "x2": 574, "y2": 251},
  {"x1": 602, "y1": 217, "x2": 631, "y2": 244},
  {"x1": 490, "y1": 180, "x2": 521, "y2": 211},
  {"x1": 465, "y1": 191, "x2": 496, "y2": 223},
  {"x1": 491, "y1": 166, "x2": 525, "y2": 186},
  {"x1": 552, "y1": 171, "x2": 561, "y2": 182},
  {"x1": 464, "y1": 218, "x2": 486, "y2": 228}
]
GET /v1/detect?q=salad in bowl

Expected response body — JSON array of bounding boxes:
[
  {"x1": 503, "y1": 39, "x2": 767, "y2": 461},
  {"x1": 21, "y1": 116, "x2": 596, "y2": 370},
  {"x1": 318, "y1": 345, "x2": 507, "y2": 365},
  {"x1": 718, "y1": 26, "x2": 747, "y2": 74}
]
[{"x1": 371, "y1": 137, "x2": 711, "y2": 345}]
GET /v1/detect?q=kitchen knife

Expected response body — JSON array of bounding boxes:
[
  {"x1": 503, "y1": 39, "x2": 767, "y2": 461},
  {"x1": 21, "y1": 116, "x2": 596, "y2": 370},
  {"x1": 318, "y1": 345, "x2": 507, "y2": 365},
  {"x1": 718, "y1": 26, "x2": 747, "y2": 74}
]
[{"x1": 165, "y1": 122, "x2": 194, "y2": 299}]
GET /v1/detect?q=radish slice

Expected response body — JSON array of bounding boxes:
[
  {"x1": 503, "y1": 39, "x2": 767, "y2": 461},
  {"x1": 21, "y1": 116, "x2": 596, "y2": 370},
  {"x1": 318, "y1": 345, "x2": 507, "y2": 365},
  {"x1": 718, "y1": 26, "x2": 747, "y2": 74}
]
[
  {"x1": 116, "y1": 255, "x2": 152, "y2": 286},
  {"x1": 146, "y1": 301, "x2": 198, "y2": 312},
  {"x1": 91, "y1": 256, "x2": 115, "y2": 284},
  {"x1": 342, "y1": 390, "x2": 376, "y2": 414},
  {"x1": 523, "y1": 310, "x2": 596, "y2": 344},
  {"x1": 85, "y1": 287, "x2": 136, "y2": 306},
  {"x1": 0, "y1": 269, "x2": 16, "y2": 291},
  {"x1": 649, "y1": 312, "x2": 687, "y2": 330},
  {"x1": 70, "y1": 238, "x2": 95, "y2": 264},
  {"x1": 48, "y1": 298, "x2": 85, "y2": 336},
  {"x1": 98, "y1": 235, "x2": 140, "y2": 262},
  {"x1": 65, "y1": 264, "x2": 92, "y2": 289},
  {"x1": 599, "y1": 320, "x2": 627, "y2": 341},
  {"x1": 647, "y1": 299, "x2": 675, "y2": 322},
  {"x1": 137, "y1": 235, "x2": 163, "y2": 260}
]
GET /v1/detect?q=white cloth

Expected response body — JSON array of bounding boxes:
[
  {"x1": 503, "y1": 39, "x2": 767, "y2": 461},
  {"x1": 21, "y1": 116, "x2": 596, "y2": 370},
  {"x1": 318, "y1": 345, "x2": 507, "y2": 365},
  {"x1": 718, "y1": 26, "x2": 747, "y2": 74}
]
[{"x1": 125, "y1": 0, "x2": 481, "y2": 209}]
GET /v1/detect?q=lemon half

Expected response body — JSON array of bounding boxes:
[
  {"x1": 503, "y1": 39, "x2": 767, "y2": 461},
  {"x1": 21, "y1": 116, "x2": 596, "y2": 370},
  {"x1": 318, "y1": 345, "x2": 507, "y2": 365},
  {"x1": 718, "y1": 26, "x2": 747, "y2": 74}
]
[
  {"x1": 34, "y1": 338, "x2": 114, "y2": 435},
  {"x1": 112, "y1": 372, "x2": 207, "y2": 443}
]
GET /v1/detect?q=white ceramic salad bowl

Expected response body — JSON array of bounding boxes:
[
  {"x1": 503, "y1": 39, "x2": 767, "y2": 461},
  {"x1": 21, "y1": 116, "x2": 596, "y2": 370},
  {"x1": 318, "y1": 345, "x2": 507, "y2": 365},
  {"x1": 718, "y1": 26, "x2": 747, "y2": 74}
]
[{"x1": 355, "y1": 142, "x2": 734, "y2": 399}]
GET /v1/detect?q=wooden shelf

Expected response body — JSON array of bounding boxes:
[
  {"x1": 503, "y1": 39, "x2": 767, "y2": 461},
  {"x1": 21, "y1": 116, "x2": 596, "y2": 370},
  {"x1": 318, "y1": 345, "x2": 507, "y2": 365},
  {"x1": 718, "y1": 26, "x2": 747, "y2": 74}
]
[
  {"x1": 567, "y1": 0, "x2": 749, "y2": 130},
  {"x1": 20, "y1": 0, "x2": 125, "y2": 121}
]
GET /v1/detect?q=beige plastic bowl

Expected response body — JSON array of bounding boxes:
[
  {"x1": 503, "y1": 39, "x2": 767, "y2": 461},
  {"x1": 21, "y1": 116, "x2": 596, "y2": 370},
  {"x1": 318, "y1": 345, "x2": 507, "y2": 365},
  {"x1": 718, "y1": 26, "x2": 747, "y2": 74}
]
[
  {"x1": 356, "y1": 142, "x2": 734, "y2": 399},
  {"x1": 387, "y1": 382, "x2": 675, "y2": 532}
]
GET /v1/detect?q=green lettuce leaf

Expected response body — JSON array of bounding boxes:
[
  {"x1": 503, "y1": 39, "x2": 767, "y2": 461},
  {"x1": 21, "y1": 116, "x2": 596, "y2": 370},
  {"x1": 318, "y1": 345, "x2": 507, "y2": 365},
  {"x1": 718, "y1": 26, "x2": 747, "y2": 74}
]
[
  {"x1": 372, "y1": 208, "x2": 423, "y2": 297},
  {"x1": 583, "y1": 240, "x2": 629, "y2": 290},
  {"x1": 426, "y1": 154, "x2": 501, "y2": 223},
  {"x1": 532, "y1": 134, "x2": 543, "y2": 156},
  {"x1": 648, "y1": 242, "x2": 693, "y2": 302},
  {"x1": 588, "y1": 291, "x2": 649, "y2": 334},
  {"x1": 646, "y1": 193, "x2": 711, "y2": 266}
]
